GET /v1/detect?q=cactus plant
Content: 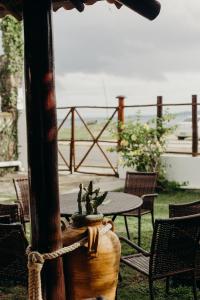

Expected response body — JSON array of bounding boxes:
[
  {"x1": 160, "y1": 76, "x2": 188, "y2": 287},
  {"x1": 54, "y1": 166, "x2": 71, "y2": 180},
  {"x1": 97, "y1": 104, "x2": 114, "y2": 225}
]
[{"x1": 76, "y1": 181, "x2": 108, "y2": 215}]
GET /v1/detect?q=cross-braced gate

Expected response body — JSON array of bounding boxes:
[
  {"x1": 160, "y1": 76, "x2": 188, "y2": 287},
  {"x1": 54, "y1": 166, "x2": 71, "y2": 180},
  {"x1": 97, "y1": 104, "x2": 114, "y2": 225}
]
[{"x1": 57, "y1": 97, "x2": 125, "y2": 176}]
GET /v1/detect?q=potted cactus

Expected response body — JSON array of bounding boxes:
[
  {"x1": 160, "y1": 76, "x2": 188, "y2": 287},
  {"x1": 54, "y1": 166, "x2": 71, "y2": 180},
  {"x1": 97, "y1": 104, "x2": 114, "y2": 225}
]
[
  {"x1": 62, "y1": 181, "x2": 121, "y2": 300},
  {"x1": 73, "y1": 181, "x2": 108, "y2": 222}
]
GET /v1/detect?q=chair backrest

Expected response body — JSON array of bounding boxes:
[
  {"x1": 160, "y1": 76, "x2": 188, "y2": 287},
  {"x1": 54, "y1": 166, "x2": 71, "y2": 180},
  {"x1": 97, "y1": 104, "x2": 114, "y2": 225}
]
[
  {"x1": 169, "y1": 200, "x2": 200, "y2": 218},
  {"x1": 13, "y1": 177, "x2": 30, "y2": 220},
  {"x1": 124, "y1": 172, "x2": 157, "y2": 197},
  {"x1": 0, "y1": 203, "x2": 20, "y2": 223},
  {"x1": 149, "y1": 214, "x2": 200, "y2": 279},
  {"x1": 0, "y1": 223, "x2": 28, "y2": 285}
]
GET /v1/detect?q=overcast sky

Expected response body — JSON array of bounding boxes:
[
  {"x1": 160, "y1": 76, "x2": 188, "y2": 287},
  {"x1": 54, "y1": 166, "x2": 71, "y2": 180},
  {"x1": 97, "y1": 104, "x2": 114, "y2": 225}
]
[
  {"x1": 0, "y1": 0, "x2": 188, "y2": 117},
  {"x1": 51, "y1": 0, "x2": 200, "y2": 112}
]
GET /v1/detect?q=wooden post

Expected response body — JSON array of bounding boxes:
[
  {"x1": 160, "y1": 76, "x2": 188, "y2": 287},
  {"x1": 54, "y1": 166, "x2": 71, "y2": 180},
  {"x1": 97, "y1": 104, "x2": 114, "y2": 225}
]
[
  {"x1": 70, "y1": 107, "x2": 75, "y2": 173},
  {"x1": 116, "y1": 96, "x2": 125, "y2": 147},
  {"x1": 192, "y1": 95, "x2": 198, "y2": 157},
  {"x1": 23, "y1": 1, "x2": 65, "y2": 299},
  {"x1": 157, "y1": 96, "x2": 163, "y2": 140}
]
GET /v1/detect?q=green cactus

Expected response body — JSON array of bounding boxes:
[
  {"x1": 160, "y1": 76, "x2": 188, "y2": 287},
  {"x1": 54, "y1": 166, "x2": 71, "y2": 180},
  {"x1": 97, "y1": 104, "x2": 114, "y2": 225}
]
[
  {"x1": 93, "y1": 191, "x2": 108, "y2": 214},
  {"x1": 77, "y1": 181, "x2": 108, "y2": 215},
  {"x1": 85, "y1": 194, "x2": 93, "y2": 215}
]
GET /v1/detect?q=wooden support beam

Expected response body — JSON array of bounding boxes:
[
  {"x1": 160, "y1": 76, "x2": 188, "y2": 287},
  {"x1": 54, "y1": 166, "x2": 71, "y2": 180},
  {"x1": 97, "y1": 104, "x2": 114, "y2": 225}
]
[{"x1": 23, "y1": 1, "x2": 66, "y2": 299}]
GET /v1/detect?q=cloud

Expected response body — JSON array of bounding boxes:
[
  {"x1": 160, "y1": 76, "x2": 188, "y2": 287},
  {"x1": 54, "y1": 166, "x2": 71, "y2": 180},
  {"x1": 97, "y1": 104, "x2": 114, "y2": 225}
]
[
  {"x1": 53, "y1": 0, "x2": 200, "y2": 80},
  {"x1": 55, "y1": 71, "x2": 200, "y2": 109}
]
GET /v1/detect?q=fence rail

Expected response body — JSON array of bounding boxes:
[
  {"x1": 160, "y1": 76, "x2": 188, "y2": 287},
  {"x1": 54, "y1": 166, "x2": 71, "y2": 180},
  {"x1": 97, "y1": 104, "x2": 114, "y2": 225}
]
[{"x1": 57, "y1": 95, "x2": 199, "y2": 176}]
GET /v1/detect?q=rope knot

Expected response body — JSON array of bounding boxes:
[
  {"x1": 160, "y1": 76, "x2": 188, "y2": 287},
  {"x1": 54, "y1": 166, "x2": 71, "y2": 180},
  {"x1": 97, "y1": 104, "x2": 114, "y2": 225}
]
[{"x1": 28, "y1": 251, "x2": 45, "y2": 265}]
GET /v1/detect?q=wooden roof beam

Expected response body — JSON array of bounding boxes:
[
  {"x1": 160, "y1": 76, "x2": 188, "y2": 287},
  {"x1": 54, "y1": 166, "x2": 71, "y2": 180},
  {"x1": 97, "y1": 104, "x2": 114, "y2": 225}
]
[{"x1": 0, "y1": 0, "x2": 161, "y2": 20}]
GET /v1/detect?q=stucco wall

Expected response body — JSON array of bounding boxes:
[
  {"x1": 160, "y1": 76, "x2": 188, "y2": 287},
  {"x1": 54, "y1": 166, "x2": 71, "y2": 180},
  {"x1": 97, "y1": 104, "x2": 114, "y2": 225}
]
[
  {"x1": 162, "y1": 154, "x2": 200, "y2": 189},
  {"x1": 118, "y1": 154, "x2": 200, "y2": 189}
]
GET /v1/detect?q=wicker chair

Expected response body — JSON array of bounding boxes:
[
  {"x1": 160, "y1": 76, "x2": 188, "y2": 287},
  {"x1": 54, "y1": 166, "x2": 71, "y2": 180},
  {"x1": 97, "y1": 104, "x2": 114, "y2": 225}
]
[
  {"x1": 114, "y1": 172, "x2": 157, "y2": 246},
  {"x1": 0, "y1": 203, "x2": 21, "y2": 224},
  {"x1": 0, "y1": 223, "x2": 28, "y2": 285},
  {"x1": 13, "y1": 177, "x2": 30, "y2": 231},
  {"x1": 169, "y1": 200, "x2": 200, "y2": 218},
  {"x1": 120, "y1": 214, "x2": 200, "y2": 300},
  {"x1": 169, "y1": 200, "x2": 200, "y2": 283}
]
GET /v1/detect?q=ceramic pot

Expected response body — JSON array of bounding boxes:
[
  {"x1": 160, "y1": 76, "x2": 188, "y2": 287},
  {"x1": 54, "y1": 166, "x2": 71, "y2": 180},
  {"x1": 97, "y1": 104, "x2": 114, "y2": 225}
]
[{"x1": 62, "y1": 214, "x2": 121, "y2": 300}]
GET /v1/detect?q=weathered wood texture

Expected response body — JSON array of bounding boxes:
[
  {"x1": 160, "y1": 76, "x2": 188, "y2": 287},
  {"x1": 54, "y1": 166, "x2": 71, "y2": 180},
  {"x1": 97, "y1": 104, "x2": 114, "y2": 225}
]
[{"x1": 23, "y1": 1, "x2": 65, "y2": 299}]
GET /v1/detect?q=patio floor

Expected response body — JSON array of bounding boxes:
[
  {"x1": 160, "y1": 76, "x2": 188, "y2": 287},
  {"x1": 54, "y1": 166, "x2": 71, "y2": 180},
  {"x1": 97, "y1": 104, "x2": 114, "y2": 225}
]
[{"x1": 0, "y1": 171, "x2": 124, "y2": 203}]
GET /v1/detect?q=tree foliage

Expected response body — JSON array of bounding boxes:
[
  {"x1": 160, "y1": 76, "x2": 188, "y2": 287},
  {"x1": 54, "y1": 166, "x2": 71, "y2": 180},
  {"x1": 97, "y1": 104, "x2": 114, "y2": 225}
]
[
  {"x1": 0, "y1": 16, "x2": 23, "y2": 162},
  {"x1": 0, "y1": 16, "x2": 23, "y2": 111}
]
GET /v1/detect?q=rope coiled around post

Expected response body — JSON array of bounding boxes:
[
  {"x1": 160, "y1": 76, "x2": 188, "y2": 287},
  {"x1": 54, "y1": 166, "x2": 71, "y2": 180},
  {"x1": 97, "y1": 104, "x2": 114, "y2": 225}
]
[{"x1": 27, "y1": 222, "x2": 112, "y2": 300}]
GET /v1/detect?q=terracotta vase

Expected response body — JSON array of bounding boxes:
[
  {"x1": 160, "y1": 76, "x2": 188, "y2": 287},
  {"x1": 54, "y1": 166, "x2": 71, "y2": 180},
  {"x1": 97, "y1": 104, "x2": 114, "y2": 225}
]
[{"x1": 62, "y1": 214, "x2": 121, "y2": 300}]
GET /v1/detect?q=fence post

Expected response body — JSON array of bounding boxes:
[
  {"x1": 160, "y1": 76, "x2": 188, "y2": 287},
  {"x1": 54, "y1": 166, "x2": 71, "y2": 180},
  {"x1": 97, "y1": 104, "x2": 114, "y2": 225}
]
[
  {"x1": 70, "y1": 107, "x2": 75, "y2": 173},
  {"x1": 192, "y1": 95, "x2": 198, "y2": 157},
  {"x1": 157, "y1": 96, "x2": 163, "y2": 140},
  {"x1": 116, "y1": 95, "x2": 125, "y2": 147}
]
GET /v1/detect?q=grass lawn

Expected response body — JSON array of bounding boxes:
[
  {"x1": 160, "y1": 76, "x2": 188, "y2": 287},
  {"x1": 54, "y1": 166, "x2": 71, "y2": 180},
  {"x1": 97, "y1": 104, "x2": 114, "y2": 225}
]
[
  {"x1": 1, "y1": 189, "x2": 200, "y2": 299},
  {"x1": 58, "y1": 121, "x2": 116, "y2": 141}
]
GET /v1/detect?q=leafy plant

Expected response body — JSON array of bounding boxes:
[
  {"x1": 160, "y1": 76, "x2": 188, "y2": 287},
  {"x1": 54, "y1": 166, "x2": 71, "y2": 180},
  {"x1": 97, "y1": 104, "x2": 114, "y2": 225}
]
[
  {"x1": 0, "y1": 16, "x2": 23, "y2": 164},
  {"x1": 0, "y1": 16, "x2": 23, "y2": 112},
  {"x1": 157, "y1": 178, "x2": 188, "y2": 193},
  {"x1": 110, "y1": 112, "x2": 176, "y2": 180},
  {"x1": 77, "y1": 181, "x2": 108, "y2": 215}
]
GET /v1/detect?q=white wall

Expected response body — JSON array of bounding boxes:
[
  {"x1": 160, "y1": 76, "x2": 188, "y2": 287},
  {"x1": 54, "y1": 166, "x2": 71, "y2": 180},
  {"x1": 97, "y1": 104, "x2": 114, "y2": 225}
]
[
  {"x1": 162, "y1": 154, "x2": 200, "y2": 189},
  {"x1": 118, "y1": 154, "x2": 200, "y2": 189}
]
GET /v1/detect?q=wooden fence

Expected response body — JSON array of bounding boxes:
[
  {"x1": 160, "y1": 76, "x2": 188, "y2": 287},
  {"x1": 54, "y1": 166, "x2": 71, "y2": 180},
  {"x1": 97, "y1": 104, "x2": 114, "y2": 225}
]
[{"x1": 57, "y1": 95, "x2": 199, "y2": 176}]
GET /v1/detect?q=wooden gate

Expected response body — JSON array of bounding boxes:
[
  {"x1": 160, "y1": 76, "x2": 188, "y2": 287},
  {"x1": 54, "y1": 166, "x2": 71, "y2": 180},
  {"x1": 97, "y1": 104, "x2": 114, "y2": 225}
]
[{"x1": 57, "y1": 97, "x2": 124, "y2": 176}]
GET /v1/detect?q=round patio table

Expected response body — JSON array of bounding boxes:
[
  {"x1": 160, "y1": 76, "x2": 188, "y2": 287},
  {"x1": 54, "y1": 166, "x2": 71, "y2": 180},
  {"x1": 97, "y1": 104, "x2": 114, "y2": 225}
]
[{"x1": 60, "y1": 191, "x2": 143, "y2": 217}]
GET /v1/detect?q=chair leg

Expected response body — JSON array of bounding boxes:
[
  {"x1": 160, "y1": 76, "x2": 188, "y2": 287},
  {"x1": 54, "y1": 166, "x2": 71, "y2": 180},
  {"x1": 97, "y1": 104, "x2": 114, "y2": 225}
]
[
  {"x1": 192, "y1": 272, "x2": 197, "y2": 300},
  {"x1": 166, "y1": 277, "x2": 170, "y2": 294},
  {"x1": 124, "y1": 216, "x2": 130, "y2": 240},
  {"x1": 138, "y1": 216, "x2": 141, "y2": 246},
  {"x1": 151, "y1": 210, "x2": 154, "y2": 229},
  {"x1": 23, "y1": 221, "x2": 26, "y2": 233},
  {"x1": 112, "y1": 215, "x2": 117, "y2": 222},
  {"x1": 149, "y1": 279, "x2": 154, "y2": 300}
]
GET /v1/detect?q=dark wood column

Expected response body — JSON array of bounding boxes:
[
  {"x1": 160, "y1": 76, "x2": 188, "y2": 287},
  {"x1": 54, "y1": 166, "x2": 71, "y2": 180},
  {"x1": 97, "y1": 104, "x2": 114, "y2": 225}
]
[{"x1": 23, "y1": 1, "x2": 66, "y2": 299}]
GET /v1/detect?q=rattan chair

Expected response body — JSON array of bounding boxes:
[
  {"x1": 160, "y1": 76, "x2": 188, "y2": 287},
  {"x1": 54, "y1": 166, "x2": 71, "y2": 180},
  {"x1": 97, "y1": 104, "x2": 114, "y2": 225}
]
[
  {"x1": 169, "y1": 200, "x2": 200, "y2": 283},
  {"x1": 114, "y1": 172, "x2": 157, "y2": 246},
  {"x1": 120, "y1": 214, "x2": 200, "y2": 300},
  {"x1": 13, "y1": 177, "x2": 30, "y2": 231},
  {"x1": 0, "y1": 203, "x2": 21, "y2": 224},
  {"x1": 169, "y1": 200, "x2": 200, "y2": 218},
  {"x1": 0, "y1": 223, "x2": 28, "y2": 285}
]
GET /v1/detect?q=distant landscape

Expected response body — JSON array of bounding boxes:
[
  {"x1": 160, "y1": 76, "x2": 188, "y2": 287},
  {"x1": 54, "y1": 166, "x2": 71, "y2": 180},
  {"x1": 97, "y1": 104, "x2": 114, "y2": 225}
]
[{"x1": 57, "y1": 110, "x2": 192, "y2": 141}]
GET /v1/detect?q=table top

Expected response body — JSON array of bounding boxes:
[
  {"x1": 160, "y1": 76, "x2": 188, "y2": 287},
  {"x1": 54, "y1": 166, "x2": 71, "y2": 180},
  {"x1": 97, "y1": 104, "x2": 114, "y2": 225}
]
[{"x1": 60, "y1": 191, "x2": 143, "y2": 217}]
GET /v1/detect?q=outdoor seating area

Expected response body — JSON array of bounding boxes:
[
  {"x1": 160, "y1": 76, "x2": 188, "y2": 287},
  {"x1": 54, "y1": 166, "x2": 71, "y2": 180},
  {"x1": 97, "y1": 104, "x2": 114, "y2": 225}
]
[
  {"x1": 113, "y1": 172, "x2": 158, "y2": 246},
  {"x1": 0, "y1": 0, "x2": 200, "y2": 300},
  {"x1": 120, "y1": 214, "x2": 200, "y2": 300},
  {"x1": 0, "y1": 173, "x2": 200, "y2": 299}
]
